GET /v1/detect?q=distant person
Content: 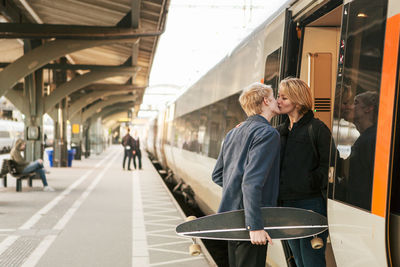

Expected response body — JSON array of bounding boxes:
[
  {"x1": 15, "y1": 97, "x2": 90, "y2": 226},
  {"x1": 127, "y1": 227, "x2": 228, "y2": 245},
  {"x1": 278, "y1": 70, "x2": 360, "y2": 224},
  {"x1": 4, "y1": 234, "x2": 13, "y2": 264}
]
[
  {"x1": 277, "y1": 77, "x2": 332, "y2": 267},
  {"x1": 132, "y1": 131, "x2": 142, "y2": 170},
  {"x1": 121, "y1": 128, "x2": 134, "y2": 171},
  {"x1": 212, "y1": 82, "x2": 280, "y2": 267},
  {"x1": 10, "y1": 139, "x2": 54, "y2": 192}
]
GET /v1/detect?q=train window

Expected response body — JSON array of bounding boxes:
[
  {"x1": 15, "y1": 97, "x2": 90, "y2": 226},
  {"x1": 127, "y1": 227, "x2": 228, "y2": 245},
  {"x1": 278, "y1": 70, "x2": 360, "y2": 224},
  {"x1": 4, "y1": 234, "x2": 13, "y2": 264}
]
[
  {"x1": 0, "y1": 131, "x2": 10, "y2": 138},
  {"x1": 182, "y1": 110, "x2": 201, "y2": 153},
  {"x1": 264, "y1": 48, "x2": 281, "y2": 97},
  {"x1": 264, "y1": 48, "x2": 282, "y2": 126},
  {"x1": 332, "y1": 0, "x2": 387, "y2": 211},
  {"x1": 172, "y1": 93, "x2": 246, "y2": 159}
]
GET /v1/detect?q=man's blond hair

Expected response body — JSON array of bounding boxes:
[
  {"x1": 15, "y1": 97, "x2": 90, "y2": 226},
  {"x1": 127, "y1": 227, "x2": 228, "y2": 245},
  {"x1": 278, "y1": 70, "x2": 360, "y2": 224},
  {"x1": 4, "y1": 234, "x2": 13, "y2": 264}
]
[
  {"x1": 279, "y1": 77, "x2": 312, "y2": 115},
  {"x1": 239, "y1": 82, "x2": 273, "y2": 116}
]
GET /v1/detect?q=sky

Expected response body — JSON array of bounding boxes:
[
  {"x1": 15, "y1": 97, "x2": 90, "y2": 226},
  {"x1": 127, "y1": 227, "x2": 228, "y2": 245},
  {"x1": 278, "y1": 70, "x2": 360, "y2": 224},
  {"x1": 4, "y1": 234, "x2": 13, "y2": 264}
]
[{"x1": 139, "y1": 0, "x2": 285, "y2": 117}]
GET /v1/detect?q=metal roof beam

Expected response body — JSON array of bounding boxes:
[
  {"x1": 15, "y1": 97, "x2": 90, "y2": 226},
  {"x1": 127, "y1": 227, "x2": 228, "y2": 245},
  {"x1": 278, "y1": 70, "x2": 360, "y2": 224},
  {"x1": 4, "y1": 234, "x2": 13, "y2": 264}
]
[
  {"x1": 82, "y1": 84, "x2": 146, "y2": 91},
  {"x1": 0, "y1": 62, "x2": 139, "y2": 70},
  {"x1": 68, "y1": 90, "x2": 133, "y2": 119},
  {"x1": 0, "y1": 38, "x2": 140, "y2": 97},
  {"x1": 44, "y1": 63, "x2": 134, "y2": 71},
  {"x1": 132, "y1": 0, "x2": 141, "y2": 29},
  {"x1": 44, "y1": 66, "x2": 138, "y2": 113},
  {"x1": 0, "y1": 23, "x2": 163, "y2": 39},
  {"x1": 0, "y1": 0, "x2": 29, "y2": 23},
  {"x1": 81, "y1": 95, "x2": 136, "y2": 121},
  {"x1": 91, "y1": 103, "x2": 134, "y2": 122}
]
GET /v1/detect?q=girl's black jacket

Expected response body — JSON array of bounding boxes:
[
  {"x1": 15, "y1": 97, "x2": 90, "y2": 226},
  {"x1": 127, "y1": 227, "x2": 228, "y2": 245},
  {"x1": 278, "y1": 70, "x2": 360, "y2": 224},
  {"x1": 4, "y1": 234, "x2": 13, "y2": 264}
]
[{"x1": 277, "y1": 110, "x2": 333, "y2": 201}]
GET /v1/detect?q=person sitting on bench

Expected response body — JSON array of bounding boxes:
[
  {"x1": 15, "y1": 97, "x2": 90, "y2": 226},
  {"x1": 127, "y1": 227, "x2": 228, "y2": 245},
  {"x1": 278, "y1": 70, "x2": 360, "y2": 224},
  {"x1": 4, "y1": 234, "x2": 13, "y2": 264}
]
[{"x1": 10, "y1": 139, "x2": 54, "y2": 192}]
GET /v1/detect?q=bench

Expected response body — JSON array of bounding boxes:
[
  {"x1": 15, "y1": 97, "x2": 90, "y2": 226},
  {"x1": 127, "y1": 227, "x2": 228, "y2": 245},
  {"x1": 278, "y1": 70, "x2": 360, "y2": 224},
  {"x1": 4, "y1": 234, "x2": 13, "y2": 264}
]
[{"x1": 0, "y1": 159, "x2": 39, "y2": 192}]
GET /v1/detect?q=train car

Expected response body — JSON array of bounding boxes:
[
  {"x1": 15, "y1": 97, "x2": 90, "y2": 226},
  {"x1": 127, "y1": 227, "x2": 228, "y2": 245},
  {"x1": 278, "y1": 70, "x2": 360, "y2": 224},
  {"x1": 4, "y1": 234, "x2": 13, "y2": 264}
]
[
  {"x1": 148, "y1": 0, "x2": 400, "y2": 266},
  {"x1": 0, "y1": 120, "x2": 23, "y2": 152}
]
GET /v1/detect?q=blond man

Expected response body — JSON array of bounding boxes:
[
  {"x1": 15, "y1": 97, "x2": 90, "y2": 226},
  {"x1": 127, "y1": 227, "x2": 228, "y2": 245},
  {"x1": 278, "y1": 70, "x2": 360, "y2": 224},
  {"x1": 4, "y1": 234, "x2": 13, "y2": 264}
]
[{"x1": 212, "y1": 82, "x2": 280, "y2": 267}]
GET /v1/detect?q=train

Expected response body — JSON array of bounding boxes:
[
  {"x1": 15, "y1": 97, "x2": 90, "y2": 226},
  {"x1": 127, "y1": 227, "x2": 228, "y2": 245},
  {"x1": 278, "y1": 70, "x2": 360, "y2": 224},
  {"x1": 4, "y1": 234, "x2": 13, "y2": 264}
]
[
  {"x1": 0, "y1": 120, "x2": 54, "y2": 153},
  {"x1": 146, "y1": 0, "x2": 400, "y2": 266}
]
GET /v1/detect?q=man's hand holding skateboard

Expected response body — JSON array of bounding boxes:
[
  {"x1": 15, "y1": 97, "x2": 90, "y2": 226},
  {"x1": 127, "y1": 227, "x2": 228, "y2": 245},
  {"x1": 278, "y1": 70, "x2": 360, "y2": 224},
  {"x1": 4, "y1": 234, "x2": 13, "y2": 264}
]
[{"x1": 250, "y1": 230, "x2": 273, "y2": 245}]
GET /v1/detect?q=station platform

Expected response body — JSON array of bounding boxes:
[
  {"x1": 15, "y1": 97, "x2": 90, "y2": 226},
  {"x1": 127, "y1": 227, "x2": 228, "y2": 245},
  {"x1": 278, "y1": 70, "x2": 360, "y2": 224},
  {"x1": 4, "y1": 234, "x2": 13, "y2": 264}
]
[{"x1": 0, "y1": 146, "x2": 214, "y2": 267}]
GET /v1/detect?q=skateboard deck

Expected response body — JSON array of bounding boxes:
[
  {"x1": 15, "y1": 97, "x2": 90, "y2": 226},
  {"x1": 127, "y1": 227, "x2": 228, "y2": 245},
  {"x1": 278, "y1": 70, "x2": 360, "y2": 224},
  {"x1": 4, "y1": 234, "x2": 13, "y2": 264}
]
[{"x1": 176, "y1": 207, "x2": 328, "y2": 241}]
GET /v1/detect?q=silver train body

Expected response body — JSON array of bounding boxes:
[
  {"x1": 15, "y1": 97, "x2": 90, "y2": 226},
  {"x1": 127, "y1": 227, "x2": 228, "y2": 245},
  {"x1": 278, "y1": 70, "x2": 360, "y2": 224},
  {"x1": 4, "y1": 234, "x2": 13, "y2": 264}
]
[
  {"x1": 0, "y1": 120, "x2": 54, "y2": 152},
  {"x1": 147, "y1": 0, "x2": 400, "y2": 266},
  {"x1": 0, "y1": 120, "x2": 24, "y2": 152}
]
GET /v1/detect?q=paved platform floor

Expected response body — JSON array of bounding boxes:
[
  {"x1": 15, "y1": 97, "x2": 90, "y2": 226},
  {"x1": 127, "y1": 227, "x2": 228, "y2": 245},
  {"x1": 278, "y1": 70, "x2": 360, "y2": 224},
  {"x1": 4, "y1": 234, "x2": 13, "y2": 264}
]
[{"x1": 0, "y1": 146, "x2": 213, "y2": 267}]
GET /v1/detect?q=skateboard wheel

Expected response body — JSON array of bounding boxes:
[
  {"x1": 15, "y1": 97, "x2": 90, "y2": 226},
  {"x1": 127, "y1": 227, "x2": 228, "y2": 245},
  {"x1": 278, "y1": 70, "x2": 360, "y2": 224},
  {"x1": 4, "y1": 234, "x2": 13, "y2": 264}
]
[
  {"x1": 311, "y1": 237, "x2": 324, "y2": 249},
  {"x1": 189, "y1": 244, "x2": 201, "y2": 256},
  {"x1": 186, "y1": 216, "x2": 197, "y2": 222}
]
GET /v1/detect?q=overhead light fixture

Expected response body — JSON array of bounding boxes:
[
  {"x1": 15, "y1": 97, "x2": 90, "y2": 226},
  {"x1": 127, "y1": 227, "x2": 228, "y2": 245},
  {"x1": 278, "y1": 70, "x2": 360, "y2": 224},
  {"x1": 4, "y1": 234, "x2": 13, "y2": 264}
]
[{"x1": 357, "y1": 13, "x2": 367, "y2": 18}]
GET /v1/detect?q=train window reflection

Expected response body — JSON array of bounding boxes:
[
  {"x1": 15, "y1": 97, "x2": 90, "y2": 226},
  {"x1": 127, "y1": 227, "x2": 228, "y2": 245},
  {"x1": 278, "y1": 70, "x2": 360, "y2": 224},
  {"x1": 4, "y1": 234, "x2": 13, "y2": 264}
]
[{"x1": 332, "y1": 0, "x2": 387, "y2": 211}]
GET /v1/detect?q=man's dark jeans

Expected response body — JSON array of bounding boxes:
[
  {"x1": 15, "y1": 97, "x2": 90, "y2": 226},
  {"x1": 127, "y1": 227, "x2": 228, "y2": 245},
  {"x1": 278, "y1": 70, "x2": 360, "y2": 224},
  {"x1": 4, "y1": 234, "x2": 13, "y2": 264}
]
[
  {"x1": 123, "y1": 149, "x2": 132, "y2": 170},
  {"x1": 228, "y1": 241, "x2": 267, "y2": 267}
]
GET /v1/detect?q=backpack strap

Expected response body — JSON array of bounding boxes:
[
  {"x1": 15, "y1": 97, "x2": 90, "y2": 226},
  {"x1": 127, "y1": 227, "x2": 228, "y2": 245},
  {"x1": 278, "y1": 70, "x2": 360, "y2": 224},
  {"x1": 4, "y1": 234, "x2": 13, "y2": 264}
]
[{"x1": 308, "y1": 122, "x2": 319, "y2": 160}]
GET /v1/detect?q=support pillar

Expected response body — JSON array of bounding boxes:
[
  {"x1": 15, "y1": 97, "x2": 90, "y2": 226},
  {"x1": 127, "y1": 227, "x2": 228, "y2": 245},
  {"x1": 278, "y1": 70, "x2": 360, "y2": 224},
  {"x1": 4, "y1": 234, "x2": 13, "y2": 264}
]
[
  {"x1": 52, "y1": 57, "x2": 68, "y2": 167},
  {"x1": 83, "y1": 121, "x2": 91, "y2": 158},
  {"x1": 23, "y1": 40, "x2": 44, "y2": 162}
]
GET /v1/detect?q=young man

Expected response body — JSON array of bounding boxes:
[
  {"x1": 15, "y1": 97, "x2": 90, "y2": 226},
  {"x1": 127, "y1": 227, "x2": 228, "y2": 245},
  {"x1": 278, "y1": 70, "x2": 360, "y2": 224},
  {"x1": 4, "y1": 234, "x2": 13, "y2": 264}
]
[
  {"x1": 121, "y1": 128, "x2": 135, "y2": 170},
  {"x1": 212, "y1": 82, "x2": 280, "y2": 267}
]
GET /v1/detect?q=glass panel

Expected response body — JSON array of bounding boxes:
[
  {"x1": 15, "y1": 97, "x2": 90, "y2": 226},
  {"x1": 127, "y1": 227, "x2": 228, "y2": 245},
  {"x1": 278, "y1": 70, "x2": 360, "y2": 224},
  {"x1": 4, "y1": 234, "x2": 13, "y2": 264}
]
[
  {"x1": 0, "y1": 131, "x2": 10, "y2": 138},
  {"x1": 171, "y1": 93, "x2": 246, "y2": 159},
  {"x1": 225, "y1": 94, "x2": 247, "y2": 135},
  {"x1": 208, "y1": 102, "x2": 227, "y2": 159},
  {"x1": 264, "y1": 48, "x2": 282, "y2": 127},
  {"x1": 332, "y1": 0, "x2": 387, "y2": 211},
  {"x1": 264, "y1": 47, "x2": 281, "y2": 97}
]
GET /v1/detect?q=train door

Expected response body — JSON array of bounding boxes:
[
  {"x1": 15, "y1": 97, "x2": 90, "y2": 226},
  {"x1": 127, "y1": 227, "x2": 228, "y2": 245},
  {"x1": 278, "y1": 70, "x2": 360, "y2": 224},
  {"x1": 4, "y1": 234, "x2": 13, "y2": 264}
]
[
  {"x1": 298, "y1": 5, "x2": 342, "y2": 130},
  {"x1": 293, "y1": 2, "x2": 343, "y2": 266},
  {"x1": 327, "y1": 0, "x2": 391, "y2": 266}
]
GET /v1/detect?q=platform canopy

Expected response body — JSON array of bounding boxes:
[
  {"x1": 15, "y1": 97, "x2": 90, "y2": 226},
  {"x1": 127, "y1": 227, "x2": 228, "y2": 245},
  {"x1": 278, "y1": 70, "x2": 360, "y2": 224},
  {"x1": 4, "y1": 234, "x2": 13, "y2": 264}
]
[{"x1": 0, "y1": 0, "x2": 170, "y2": 120}]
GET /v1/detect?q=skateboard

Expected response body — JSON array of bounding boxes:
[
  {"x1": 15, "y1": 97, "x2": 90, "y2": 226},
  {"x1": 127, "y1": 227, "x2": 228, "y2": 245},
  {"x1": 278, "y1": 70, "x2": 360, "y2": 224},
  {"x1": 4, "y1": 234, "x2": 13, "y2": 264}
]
[{"x1": 176, "y1": 207, "x2": 328, "y2": 243}]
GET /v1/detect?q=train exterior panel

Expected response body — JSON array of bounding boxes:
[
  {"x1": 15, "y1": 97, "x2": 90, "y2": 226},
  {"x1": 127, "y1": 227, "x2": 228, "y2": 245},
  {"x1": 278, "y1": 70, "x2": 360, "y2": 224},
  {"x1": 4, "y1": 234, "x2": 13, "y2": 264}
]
[
  {"x1": 166, "y1": 6, "x2": 287, "y2": 216},
  {"x1": 174, "y1": 8, "x2": 287, "y2": 119},
  {"x1": 148, "y1": 0, "x2": 400, "y2": 266},
  {"x1": 328, "y1": 200, "x2": 386, "y2": 266}
]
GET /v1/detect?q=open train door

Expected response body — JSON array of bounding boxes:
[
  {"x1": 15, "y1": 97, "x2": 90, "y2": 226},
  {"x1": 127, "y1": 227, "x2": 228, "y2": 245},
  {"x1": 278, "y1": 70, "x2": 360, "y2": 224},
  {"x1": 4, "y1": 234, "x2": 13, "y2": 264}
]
[{"x1": 326, "y1": 0, "x2": 399, "y2": 266}]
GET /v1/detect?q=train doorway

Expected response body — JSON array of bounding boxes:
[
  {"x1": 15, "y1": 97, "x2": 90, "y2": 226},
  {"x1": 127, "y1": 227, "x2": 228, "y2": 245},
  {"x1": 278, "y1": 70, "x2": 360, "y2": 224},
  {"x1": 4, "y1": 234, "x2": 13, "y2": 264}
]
[
  {"x1": 290, "y1": 3, "x2": 344, "y2": 267},
  {"x1": 299, "y1": 5, "x2": 343, "y2": 131}
]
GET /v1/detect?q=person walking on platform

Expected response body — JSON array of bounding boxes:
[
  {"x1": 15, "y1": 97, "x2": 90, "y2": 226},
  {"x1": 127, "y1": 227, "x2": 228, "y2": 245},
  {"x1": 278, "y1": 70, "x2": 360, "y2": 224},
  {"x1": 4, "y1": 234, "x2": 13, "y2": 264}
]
[
  {"x1": 132, "y1": 131, "x2": 142, "y2": 170},
  {"x1": 11, "y1": 139, "x2": 54, "y2": 192},
  {"x1": 122, "y1": 128, "x2": 135, "y2": 171},
  {"x1": 212, "y1": 82, "x2": 280, "y2": 267},
  {"x1": 277, "y1": 77, "x2": 332, "y2": 267}
]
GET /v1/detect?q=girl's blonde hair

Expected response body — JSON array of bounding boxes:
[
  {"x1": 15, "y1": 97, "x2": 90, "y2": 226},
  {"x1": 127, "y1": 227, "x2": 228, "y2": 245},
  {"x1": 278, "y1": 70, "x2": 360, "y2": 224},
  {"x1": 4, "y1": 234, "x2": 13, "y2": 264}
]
[
  {"x1": 239, "y1": 82, "x2": 273, "y2": 116},
  {"x1": 279, "y1": 77, "x2": 313, "y2": 115}
]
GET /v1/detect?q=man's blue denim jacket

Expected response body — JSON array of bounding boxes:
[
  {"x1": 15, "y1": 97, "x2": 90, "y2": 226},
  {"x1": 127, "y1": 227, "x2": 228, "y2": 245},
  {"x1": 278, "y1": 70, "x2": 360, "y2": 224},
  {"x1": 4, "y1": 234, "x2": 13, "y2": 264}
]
[{"x1": 212, "y1": 114, "x2": 280, "y2": 231}]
